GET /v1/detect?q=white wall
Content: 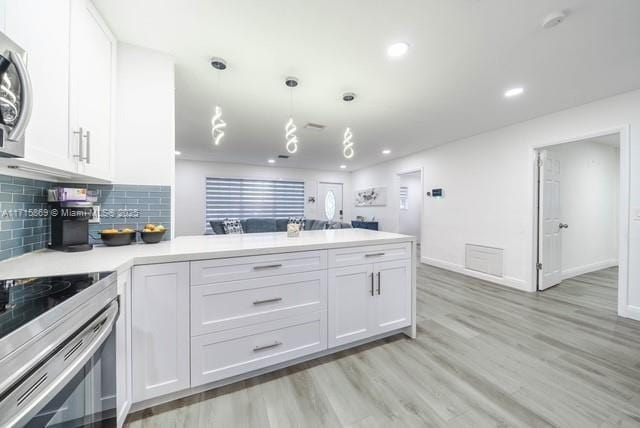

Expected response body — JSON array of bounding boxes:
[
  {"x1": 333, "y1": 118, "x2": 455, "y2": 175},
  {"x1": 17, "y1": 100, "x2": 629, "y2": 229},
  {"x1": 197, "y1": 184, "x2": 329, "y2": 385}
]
[
  {"x1": 175, "y1": 160, "x2": 352, "y2": 236},
  {"x1": 552, "y1": 141, "x2": 619, "y2": 279},
  {"x1": 113, "y1": 43, "x2": 175, "y2": 186},
  {"x1": 351, "y1": 89, "x2": 640, "y2": 320},
  {"x1": 398, "y1": 172, "x2": 422, "y2": 239}
]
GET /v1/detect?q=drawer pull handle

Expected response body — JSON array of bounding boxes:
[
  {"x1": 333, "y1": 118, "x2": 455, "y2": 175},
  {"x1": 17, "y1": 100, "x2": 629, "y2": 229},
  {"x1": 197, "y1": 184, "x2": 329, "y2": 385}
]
[
  {"x1": 253, "y1": 341, "x2": 282, "y2": 352},
  {"x1": 377, "y1": 271, "x2": 381, "y2": 295},
  {"x1": 365, "y1": 252, "x2": 385, "y2": 258},
  {"x1": 253, "y1": 297, "x2": 283, "y2": 305},
  {"x1": 253, "y1": 264, "x2": 283, "y2": 270}
]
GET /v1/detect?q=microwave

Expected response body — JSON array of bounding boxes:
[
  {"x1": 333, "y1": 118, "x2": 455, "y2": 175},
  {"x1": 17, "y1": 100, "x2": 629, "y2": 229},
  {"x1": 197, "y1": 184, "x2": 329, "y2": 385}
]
[{"x1": 0, "y1": 31, "x2": 32, "y2": 158}]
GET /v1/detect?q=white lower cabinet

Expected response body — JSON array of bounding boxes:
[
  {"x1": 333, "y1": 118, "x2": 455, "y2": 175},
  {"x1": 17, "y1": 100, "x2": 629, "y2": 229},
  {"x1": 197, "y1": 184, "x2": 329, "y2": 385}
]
[
  {"x1": 128, "y1": 244, "x2": 413, "y2": 408},
  {"x1": 115, "y1": 270, "x2": 132, "y2": 427},
  {"x1": 191, "y1": 312, "x2": 326, "y2": 386},
  {"x1": 132, "y1": 262, "x2": 190, "y2": 403},
  {"x1": 328, "y1": 259, "x2": 411, "y2": 348}
]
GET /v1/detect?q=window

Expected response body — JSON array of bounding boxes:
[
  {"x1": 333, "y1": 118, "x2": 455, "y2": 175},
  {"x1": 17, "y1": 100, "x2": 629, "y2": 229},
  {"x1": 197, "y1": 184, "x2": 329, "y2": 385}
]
[
  {"x1": 205, "y1": 177, "x2": 305, "y2": 232},
  {"x1": 400, "y1": 186, "x2": 409, "y2": 210}
]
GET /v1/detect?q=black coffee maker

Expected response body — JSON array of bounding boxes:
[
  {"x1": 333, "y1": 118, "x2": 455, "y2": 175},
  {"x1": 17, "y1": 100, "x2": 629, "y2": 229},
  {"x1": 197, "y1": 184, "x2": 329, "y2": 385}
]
[{"x1": 48, "y1": 201, "x2": 94, "y2": 252}]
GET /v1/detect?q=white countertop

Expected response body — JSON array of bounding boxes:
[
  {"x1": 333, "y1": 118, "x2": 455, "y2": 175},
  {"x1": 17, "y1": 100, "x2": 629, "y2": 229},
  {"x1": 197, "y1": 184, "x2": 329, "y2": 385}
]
[{"x1": 0, "y1": 229, "x2": 415, "y2": 280}]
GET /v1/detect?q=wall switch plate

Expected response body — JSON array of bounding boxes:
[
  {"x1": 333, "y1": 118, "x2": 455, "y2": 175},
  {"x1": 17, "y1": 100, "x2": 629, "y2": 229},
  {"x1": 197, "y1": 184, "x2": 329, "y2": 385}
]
[{"x1": 89, "y1": 205, "x2": 101, "y2": 224}]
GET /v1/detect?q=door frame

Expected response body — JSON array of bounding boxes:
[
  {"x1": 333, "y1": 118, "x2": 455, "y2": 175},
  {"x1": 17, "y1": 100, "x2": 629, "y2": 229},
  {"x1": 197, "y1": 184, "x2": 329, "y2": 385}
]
[
  {"x1": 318, "y1": 181, "x2": 344, "y2": 222},
  {"x1": 396, "y1": 168, "x2": 424, "y2": 247},
  {"x1": 530, "y1": 125, "x2": 631, "y2": 318}
]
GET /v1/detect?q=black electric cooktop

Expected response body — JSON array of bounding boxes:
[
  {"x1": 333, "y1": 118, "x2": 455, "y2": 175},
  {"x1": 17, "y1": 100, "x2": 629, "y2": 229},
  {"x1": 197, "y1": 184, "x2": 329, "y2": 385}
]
[{"x1": 0, "y1": 272, "x2": 113, "y2": 341}]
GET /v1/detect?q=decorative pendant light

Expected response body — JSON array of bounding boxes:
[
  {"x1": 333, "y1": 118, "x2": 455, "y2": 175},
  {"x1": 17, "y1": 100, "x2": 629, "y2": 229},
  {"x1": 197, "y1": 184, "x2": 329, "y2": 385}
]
[
  {"x1": 210, "y1": 58, "x2": 227, "y2": 146},
  {"x1": 342, "y1": 92, "x2": 356, "y2": 159},
  {"x1": 285, "y1": 77, "x2": 299, "y2": 154}
]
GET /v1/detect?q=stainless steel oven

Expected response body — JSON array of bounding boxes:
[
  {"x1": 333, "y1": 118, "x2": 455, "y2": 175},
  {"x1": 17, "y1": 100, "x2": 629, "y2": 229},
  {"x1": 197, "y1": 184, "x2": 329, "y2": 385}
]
[
  {"x1": 0, "y1": 272, "x2": 118, "y2": 427},
  {"x1": 0, "y1": 30, "x2": 33, "y2": 158}
]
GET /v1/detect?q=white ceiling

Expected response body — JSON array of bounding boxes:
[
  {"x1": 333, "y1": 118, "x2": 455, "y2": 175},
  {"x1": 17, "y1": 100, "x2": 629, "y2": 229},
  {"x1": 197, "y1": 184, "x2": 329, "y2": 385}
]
[{"x1": 94, "y1": 0, "x2": 640, "y2": 172}]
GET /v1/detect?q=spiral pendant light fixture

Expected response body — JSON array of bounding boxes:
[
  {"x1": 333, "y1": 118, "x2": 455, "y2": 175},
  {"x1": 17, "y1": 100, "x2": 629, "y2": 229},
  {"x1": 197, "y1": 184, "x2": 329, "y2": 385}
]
[
  {"x1": 342, "y1": 92, "x2": 356, "y2": 159},
  {"x1": 210, "y1": 58, "x2": 227, "y2": 146},
  {"x1": 284, "y1": 77, "x2": 299, "y2": 154}
]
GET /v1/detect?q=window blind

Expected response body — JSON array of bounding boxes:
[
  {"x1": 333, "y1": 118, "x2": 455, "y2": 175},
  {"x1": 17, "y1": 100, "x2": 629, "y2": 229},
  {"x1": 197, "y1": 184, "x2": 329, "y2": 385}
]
[{"x1": 205, "y1": 177, "x2": 305, "y2": 231}]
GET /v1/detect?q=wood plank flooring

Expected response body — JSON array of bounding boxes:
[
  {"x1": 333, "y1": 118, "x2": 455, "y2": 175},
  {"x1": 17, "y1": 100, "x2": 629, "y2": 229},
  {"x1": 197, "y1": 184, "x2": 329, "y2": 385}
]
[{"x1": 126, "y1": 263, "x2": 640, "y2": 427}]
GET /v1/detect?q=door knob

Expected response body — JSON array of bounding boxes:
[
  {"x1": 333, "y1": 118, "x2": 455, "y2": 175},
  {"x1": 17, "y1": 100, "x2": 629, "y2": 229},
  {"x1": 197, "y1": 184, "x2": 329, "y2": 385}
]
[{"x1": 559, "y1": 223, "x2": 569, "y2": 229}]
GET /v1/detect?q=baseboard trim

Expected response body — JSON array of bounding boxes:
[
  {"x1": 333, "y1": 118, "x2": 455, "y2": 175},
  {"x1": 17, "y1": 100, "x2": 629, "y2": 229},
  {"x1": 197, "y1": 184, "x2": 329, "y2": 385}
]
[
  {"x1": 620, "y1": 305, "x2": 640, "y2": 322},
  {"x1": 561, "y1": 260, "x2": 618, "y2": 280},
  {"x1": 421, "y1": 256, "x2": 531, "y2": 292}
]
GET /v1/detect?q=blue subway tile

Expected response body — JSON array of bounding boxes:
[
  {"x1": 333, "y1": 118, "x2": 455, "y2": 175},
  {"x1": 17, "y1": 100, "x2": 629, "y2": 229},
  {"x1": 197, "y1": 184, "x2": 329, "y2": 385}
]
[
  {"x1": 1, "y1": 220, "x2": 23, "y2": 230},
  {"x1": 13, "y1": 177, "x2": 34, "y2": 186},
  {"x1": 125, "y1": 191, "x2": 150, "y2": 198},
  {"x1": 0, "y1": 175, "x2": 13, "y2": 184},
  {"x1": 1, "y1": 183, "x2": 23, "y2": 193},
  {"x1": 13, "y1": 194, "x2": 34, "y2": 203},
  {"x1": 1, "y1": 238, "x2": 22, "y2": 250},
  {"x1": 12, "y1": 228, "x2": 32, "y2": 238},
  {"x1": 23, "y1": 234, "x2": 43, "y2": 245}
]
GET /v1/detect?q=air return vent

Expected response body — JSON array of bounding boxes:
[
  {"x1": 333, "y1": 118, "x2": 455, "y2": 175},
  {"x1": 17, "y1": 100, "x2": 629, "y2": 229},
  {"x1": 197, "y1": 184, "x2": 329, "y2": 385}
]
[
  {"x1": 465, "y1": 244, "x2": 504, "y2": 277},
  {"x1": 304, "y1": 123, "x2": 326, "y2": 131}
]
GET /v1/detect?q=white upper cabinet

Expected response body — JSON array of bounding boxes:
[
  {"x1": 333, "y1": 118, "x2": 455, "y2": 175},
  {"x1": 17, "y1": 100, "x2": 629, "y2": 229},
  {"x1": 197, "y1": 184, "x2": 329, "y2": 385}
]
[
  {"x1": 3, "y1": 0, "x2": 115, "y2": 180},
  {"x1": 4, "y1": 0, "x2": 75, "y2": 173},
  {"x1": 70, "y1": 0, "x2": 115, "y2": 180}
]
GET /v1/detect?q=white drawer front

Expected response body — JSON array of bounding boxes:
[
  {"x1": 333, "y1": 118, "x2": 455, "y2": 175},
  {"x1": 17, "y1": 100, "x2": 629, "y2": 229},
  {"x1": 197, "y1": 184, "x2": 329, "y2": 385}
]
[
  {"x1": 328, "y1": 242, "x2": 411, "y2": 268},
  {"x1": 191, "y1": 271, "x2": 327, "y2": 335},
  {"x1": 191, "y1": 250, "x2": 327, "y2": 285},
  {"x1": 191, "y1": 312, "x2": 326, "y2": 386}
]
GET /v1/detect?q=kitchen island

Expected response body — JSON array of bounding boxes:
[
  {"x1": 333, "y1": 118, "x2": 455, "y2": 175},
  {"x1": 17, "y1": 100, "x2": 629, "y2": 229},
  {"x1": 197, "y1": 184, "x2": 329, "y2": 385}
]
[{"x1": 0, "y1": 229, "x2": 416, "y2": 421}]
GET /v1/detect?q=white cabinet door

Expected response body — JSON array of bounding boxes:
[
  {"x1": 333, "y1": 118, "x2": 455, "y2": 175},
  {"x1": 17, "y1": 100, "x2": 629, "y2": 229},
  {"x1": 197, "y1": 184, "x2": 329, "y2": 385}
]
[
  {"x1": 4, "y1": 0, "x2": 77, "y2": 172},
  {"x1": 132, "y1": 262, "x2": 190, "y2": 403},
  {"x1": 327, "y1": 264, "x2": 375, "y2": 347},
  {"x1": 372, "y1": 260, "x2": 412, "y2": 334},
  {"x1": 115, "y1": 270, "x2": 132, "y2": 426},
  {"x1": 70, "y1": 0, "x2": 115, "y2": 180}
]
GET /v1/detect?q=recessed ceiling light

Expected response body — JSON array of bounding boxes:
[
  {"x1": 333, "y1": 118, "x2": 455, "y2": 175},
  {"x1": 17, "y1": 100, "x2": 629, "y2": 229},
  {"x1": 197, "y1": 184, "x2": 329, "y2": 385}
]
[
  {"x1": 340, "y1": 165, "x2": 347, "y2": 169},
  {"x1": 268, "y1": 159, "x2": 276, "y2": 164},
  {"x1": 382, "y1": 149, "x2": 391, "y2": 155},
  {"x1": 174, "y1": 150, "x2": 181, "y2": 155},
  {"x1": 504, "y1": 87, "x2": 524, "y2": 98},
  {"x1": 387, "y1": 42, "x2": 409, "y2": 57}
]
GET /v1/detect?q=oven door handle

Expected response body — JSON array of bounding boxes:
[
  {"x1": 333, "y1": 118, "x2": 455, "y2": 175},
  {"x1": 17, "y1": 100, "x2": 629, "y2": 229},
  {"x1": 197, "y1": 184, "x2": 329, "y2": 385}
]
[
  {"x1": 1, "y1": 299, "x2": 118, "y2": 428},
  {"x1": 7, "y1": 50, "x2": 33, "y2": 143}
]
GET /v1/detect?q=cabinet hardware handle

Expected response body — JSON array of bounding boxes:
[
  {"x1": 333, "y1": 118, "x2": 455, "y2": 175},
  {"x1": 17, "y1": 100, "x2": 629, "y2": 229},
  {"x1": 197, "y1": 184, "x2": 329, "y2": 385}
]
[
  {"x1": 377, "y1": 271, "x2": 381, "y2": 295},
  {"x1": 370, "y1": 273, "x2": 374, "y2": 296},
  {"x1": 253, "y1": 341, "x2": 282, "y2": 352},
  {"x1": 253, "y1": 297, "x2": 283, "y2": 305},
  {"x1": 73, "y1": 127, "x2": 84, "y2": 159},
  {"x1": 365, "y1": 252, "x2": 385, "y2": 258},
  {"x1": 84, "y1": 130, "x2": 91, "y2": 163},
  {"x1": 253, "y1": 264, "x2": 283, "y2": 270}
]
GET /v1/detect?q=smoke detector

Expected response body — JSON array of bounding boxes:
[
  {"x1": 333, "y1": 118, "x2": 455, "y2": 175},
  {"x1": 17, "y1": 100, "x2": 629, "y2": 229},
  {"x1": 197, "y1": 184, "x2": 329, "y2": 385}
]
[
  {"x1": 542, "y1": 11, "x2": 567, "y2": 29},
  {"x1": 285, "y1": 77, "x2": 299, "y2": 87},
  {"x1": 210, "y1": 57, "x2": 227, "y2": 70}
]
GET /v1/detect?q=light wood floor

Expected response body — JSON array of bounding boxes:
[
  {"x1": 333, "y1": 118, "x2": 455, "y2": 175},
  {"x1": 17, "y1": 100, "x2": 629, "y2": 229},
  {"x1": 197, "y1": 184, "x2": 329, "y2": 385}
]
[{"x1": 126, "y1": 263, "x2": 640, "y2": 427}]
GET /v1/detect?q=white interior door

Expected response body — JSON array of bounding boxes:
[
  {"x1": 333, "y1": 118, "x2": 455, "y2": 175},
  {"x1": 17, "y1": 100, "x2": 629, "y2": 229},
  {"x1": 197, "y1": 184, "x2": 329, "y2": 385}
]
[
  {"x1": 538, "y1": 149, "x2": 563, "y2": 290},
  {"x1": 318, "y1": 182, "x2": 343, "y2": 222}
]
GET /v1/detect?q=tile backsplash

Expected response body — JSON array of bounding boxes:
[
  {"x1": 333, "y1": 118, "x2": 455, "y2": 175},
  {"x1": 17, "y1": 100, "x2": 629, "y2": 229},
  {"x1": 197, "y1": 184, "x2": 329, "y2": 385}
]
[
  {"x1": 0, "y1": 175, "x2": 50, "y2": 261},
  {"x1": 0, "y1": 174, "x2": 172, "y2": 262},
  {"x1": 86, "y1": 184, "x2": 171, "y2": 243}
]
